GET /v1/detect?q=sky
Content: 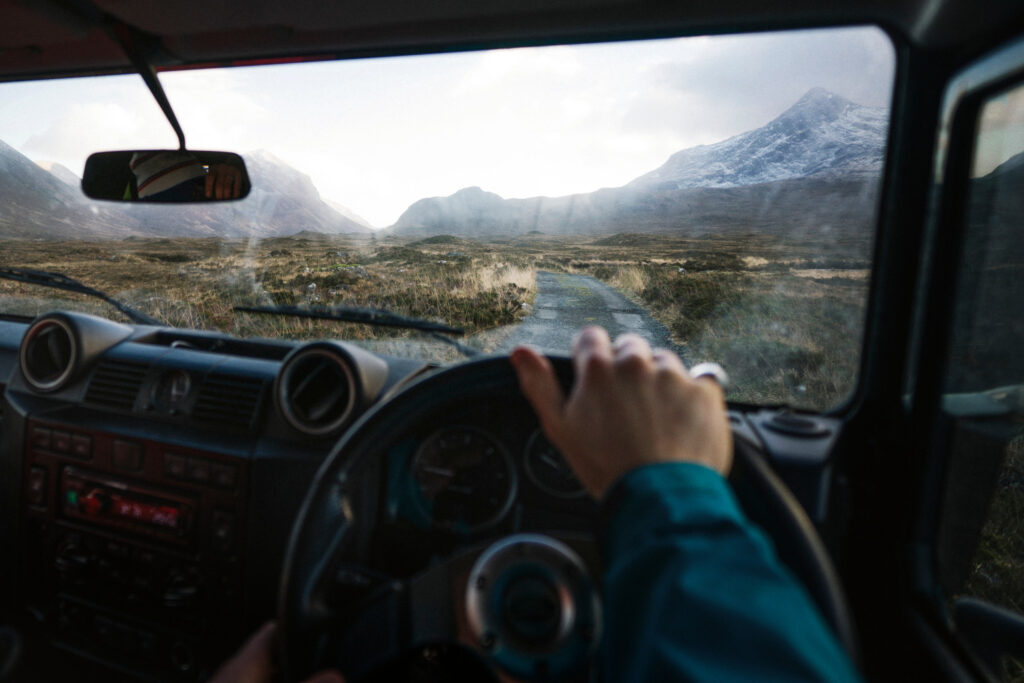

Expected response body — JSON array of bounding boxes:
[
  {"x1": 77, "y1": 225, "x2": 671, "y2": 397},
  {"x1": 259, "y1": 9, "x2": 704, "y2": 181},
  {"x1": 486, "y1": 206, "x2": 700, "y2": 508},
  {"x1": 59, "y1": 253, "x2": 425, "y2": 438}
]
[
  {"x1": 973, "y1": 83, "x2": 1024, "y2": 177},
  {"x1": 0, "y1": 26, "x2": 895, "y2": 227}
]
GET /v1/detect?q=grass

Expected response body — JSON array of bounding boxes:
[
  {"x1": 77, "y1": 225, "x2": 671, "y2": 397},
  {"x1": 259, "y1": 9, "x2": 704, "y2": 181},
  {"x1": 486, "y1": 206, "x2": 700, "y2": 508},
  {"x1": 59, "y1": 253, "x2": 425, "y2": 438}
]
[
  {"x1": 963, "y1": 437, "x2": 1024, "y2": 610},
  {"x1": 958, "y1": 436, "x2": 1024, "y2": 680},
  {"x1": 558, "y1": 233, "x2": 870, "y2": 407},
  {"x1": 0, "y1": 231, "x2": 871, "y2": 409}
]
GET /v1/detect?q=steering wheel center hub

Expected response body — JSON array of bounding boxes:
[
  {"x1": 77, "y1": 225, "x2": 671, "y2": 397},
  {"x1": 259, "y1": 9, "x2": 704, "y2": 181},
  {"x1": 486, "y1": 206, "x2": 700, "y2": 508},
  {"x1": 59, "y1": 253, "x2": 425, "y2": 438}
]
[{"x1": 465, "y1": 534, "x2": 600, "y2": 680}]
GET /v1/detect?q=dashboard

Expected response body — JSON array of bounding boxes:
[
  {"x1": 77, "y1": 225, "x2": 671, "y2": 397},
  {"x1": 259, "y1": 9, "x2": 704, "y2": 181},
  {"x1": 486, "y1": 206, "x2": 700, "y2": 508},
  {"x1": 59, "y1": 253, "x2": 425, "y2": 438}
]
[{"x1": 0, "y1": 310, "x2": 844, "y2": 681}]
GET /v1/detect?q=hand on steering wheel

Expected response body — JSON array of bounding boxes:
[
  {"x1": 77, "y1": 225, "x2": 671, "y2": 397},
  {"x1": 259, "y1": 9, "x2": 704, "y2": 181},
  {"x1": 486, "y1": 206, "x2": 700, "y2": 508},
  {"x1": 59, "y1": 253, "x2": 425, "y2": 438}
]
[{"x1": 511, "y1": 327, "x2": 731, "y2": 498}]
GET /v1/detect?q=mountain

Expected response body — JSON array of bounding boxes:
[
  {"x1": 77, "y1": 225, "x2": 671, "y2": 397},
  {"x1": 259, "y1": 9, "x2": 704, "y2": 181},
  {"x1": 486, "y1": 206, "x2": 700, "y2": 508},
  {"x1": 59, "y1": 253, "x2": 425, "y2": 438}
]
[
  {"x1": 391, "y1": 87, "x2": 887, "y2": 238},
  {"x1": 629, "y1": 88, "x2": 886, "y2": 190},
  {"x1": 0, "y1": 139, "x2": 141, "y2": 238},
  {"x1": 36, "y1": 161, "x2": 80, "y2": 188},
  {"x1": 113, "y1": 151, "x2": 373, "y2": 238},
  {"x1": 326, "y1": 199, "x2": 375, "y2": 230},
  {"x1": 0, "y1": 141, "x2": 371, "y2": 239},
  {"x1": 229, "y1": 150, "x2": 372, "y2": 235}
]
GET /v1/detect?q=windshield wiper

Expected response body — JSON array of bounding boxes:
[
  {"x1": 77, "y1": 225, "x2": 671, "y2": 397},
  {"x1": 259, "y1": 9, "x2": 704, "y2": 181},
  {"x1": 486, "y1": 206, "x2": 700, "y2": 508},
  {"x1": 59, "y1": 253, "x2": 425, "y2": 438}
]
[
  {"x1": 0, "y1": 267, "x2": 161, "y2": 325},
  {"x1": 233, "y1": 304, "x2": 480, "y2": 357}
]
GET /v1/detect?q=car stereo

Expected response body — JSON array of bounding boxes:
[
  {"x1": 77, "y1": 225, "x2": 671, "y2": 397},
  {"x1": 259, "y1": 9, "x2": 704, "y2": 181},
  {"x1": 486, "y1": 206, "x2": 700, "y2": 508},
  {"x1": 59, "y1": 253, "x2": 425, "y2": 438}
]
[{"x1": 21, "y1": 418, "x2": 249, "y2": 680}]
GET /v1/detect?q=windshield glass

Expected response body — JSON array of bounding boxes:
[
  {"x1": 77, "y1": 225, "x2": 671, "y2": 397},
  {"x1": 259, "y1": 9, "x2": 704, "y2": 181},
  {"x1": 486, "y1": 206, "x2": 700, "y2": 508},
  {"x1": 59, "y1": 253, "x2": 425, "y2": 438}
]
[{"x1": 0, "y1": 26, "x2": 894, "y2": 409}]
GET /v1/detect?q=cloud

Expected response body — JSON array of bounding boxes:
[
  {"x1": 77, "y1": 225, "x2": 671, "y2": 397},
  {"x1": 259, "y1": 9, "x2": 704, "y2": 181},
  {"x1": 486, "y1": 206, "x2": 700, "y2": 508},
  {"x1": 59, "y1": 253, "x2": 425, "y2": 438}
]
[
  {"x1": 620, "y1": 28, "x2": 894, "y2": 146},
  {"x1": 20, "y1": 98, "x2": 173, "y2": 174}
]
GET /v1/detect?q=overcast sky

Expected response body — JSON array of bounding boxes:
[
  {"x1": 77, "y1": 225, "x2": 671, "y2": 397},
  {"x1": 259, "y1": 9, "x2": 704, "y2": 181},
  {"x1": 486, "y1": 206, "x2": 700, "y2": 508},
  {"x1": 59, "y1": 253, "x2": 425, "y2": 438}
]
[{"x1": 1, "y1": 26, "x2": 895, "y2": 227}]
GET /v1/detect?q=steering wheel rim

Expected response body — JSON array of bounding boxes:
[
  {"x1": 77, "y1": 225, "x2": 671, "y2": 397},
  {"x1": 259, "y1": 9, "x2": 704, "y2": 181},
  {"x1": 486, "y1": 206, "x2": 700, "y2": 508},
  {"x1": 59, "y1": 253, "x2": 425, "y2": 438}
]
[{"x1": 278, "y1": 355, "x2": 858, "y2": 681}]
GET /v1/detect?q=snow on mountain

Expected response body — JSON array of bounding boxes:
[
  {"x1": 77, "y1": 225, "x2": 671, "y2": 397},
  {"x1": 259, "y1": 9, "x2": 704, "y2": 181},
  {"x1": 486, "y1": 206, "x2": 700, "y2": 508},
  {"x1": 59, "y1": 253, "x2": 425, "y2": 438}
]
[
  {"x1": 392, "y1": 87, "x2": 887, "y2": 237},
  {"x1": 629, "y1": 87, "x2": 887, "y2": 190}
]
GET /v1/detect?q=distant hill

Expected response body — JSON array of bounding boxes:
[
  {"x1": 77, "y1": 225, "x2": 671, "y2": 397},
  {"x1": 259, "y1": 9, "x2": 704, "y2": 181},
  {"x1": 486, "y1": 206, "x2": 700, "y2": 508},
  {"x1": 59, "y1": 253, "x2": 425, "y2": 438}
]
[
  {"x1": 0, "y1": 139, "x2": 139, "y2": 238},
  {"x1": 0, "y1": 142, "x2": 371, "y2": 239},
  {"x1": 390, "y1": 88, "x2": 887, "y2": 238},
  {"x1": 326, "y1": 199, "x2": 375, "y2": 230},
  {"x1": 36, "y1": 161, "x2": 80, "y2": 188}
]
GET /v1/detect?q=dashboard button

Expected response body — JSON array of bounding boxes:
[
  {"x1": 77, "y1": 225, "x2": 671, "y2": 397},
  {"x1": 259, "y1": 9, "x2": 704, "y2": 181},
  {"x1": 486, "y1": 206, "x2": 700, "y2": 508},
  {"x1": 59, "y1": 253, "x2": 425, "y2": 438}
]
[
  {"x1": 30, "y1": 427, "x2": 51, "y2": 450},
  {"x1": 187, "y1": 458, "x2": 210, "y2": 483},
  {"x1": 211, "y1": 510, "x2": 235, "y2": 552},
  {"x1": 70, "y1": 435, "x2": 92, "y2": 459},
  {"x1": 28, "y1": 467, "x2": 47, "y2": 506},
  {"x1": 112, "y1": 440, "x2": 142, "y2": 471},
  {"x1": 164, "y1": 453, "x2": 187, "y2": 479},
  {"x1": 51, "y1": 431, "x2": 71, "y2": 453},
  {"x1": 210, "y1": 463, "x2": 237, "y2": 488}
]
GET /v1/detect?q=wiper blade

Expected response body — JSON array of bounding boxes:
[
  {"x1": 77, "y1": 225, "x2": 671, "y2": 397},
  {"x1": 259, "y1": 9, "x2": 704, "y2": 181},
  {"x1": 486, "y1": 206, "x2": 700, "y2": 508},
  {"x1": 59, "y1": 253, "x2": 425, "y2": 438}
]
[
  {"x1": 234, "y1": 304, "x2": 479, "y2": 357},
  {"x1": 0, "y1": 267, "x2": 160, "y2": 325}
]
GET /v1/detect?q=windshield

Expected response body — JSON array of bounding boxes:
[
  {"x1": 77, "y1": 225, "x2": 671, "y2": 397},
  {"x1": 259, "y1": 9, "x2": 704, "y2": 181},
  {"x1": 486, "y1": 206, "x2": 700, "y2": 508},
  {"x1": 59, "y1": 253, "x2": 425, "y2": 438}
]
[{"x1": 0, "y1": 26, "x2": 894, "y2": 410}]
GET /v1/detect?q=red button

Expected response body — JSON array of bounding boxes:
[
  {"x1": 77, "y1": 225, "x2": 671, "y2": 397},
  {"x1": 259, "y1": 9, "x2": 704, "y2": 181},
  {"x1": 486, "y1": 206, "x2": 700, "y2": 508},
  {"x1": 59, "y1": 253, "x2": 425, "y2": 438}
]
[{"x1": 81, "y1": 491, "x2": 107, "y2": 516}]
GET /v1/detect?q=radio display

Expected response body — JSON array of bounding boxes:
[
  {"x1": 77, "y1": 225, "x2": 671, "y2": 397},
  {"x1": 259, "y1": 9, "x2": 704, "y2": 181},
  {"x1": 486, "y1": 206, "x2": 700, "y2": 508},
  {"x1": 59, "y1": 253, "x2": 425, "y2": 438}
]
[{"x1": 61, "y1": 467, "x2": 194, "y2": 544}]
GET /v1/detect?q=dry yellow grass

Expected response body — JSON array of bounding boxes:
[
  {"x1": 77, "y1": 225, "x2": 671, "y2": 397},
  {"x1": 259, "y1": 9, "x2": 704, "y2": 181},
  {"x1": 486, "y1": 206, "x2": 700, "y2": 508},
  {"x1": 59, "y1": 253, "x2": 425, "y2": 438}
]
[{"x1": 0, "y1": 231, "x2": 870, "y2": 408}]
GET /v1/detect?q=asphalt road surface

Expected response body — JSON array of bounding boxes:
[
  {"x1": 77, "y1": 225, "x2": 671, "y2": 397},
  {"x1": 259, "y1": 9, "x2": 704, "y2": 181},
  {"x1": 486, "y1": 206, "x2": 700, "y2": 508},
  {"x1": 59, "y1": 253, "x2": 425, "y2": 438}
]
[{"x1": 499, "y1": 270, "x2": 682, "y2": 358}]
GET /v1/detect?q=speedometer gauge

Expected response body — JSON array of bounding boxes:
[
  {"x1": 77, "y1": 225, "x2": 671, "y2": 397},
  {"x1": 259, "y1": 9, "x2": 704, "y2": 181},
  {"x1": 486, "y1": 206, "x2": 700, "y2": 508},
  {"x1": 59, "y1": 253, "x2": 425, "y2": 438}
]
[{"x1": 411, "y1": 427, "x2": 516, "y2": 533}]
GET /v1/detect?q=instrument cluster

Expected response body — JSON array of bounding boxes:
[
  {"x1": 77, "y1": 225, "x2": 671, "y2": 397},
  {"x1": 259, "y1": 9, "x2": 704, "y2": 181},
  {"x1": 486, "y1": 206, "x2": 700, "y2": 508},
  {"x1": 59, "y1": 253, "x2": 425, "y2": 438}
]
[{"x1": 399, "y1": 424, "x2": 592, "y2": 535}]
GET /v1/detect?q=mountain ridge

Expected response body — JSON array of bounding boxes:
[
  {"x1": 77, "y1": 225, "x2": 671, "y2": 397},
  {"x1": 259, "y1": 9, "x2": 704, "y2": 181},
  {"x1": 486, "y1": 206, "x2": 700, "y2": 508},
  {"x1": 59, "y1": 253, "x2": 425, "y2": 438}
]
[
  {"x1": 0, "y1": 142, "x2": 371, "y2": 238},
  {"x1": 390, "y1": 87, "x2": 888, "y2": 238}
]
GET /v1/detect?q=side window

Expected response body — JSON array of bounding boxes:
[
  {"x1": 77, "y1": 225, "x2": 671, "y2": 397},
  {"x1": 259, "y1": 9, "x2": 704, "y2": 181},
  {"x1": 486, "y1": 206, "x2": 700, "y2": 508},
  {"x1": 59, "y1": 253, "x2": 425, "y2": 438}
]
[{"x1": 935, "y1": 80, "x2": 1024, "y2": 679}]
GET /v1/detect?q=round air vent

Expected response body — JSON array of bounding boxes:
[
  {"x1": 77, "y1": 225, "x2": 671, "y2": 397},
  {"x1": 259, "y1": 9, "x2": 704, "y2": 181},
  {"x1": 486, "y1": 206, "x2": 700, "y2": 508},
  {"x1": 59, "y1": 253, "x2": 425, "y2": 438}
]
[
  {"x1": 277, "y1": 345, "x2": 357, "y2": 436},
  {"x1": 20, "y1": 316, "x2": 78, "y2": 392}
]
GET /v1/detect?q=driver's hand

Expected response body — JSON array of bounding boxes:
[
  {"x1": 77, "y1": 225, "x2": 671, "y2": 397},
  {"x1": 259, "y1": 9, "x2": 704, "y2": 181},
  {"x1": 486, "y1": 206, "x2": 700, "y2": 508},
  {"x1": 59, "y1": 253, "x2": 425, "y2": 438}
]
[
  {"x1": 511, "y1": 326, "x2": 732, "y2": 499},
  {"x1": 205, "y1": 163, "x2": 245, "y2": 200},
  {"x1": 209, "y1": 621, "x2": 344, "y2": 683}
]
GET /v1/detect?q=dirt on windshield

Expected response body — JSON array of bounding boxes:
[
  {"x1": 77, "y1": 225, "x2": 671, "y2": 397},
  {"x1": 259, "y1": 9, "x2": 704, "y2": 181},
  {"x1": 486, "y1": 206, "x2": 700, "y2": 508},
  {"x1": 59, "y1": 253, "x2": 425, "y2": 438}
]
[{"x1": 0, "y1": 231, "x2": 869, "y2": 408}]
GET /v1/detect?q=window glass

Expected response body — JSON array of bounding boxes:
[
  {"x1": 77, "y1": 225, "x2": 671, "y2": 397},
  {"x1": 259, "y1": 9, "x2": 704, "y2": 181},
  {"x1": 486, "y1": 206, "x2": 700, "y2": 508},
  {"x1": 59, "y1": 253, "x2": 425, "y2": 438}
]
[
  {"x1": 0, "y1": 27, "x2": 894, "y2": 409},
  {"x1": 939, "y1": 81, "x2": 1024, "y2": 679}
]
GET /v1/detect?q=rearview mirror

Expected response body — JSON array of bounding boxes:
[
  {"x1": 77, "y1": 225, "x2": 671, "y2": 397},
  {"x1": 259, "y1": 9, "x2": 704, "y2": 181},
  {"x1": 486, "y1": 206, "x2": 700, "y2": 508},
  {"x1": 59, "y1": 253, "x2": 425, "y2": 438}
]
[{"x1": 82, "y1": 150, "x2": 251, "y2": 202}]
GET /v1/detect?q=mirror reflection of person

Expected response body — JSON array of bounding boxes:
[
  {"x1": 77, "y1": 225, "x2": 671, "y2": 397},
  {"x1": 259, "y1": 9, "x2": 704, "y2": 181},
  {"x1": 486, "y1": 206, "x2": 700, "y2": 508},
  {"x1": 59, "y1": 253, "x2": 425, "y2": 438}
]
[
  {"x1": 127, "y1": 151, "x2": 245, "y2": 201},
  {"x1": 211, "y1": 327, "x2": 861, "y2": 683}
]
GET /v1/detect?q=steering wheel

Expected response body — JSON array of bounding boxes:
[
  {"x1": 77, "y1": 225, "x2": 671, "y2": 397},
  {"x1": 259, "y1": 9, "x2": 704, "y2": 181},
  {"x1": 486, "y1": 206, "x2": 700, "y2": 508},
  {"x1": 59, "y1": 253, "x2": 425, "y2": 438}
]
[{"x1": 279, "y1": 356, "x2": 858, "y2": 682}]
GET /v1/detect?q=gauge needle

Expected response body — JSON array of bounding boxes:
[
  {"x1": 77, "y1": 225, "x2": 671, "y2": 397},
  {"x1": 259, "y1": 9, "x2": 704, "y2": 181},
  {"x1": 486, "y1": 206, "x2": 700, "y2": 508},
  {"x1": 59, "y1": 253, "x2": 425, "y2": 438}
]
[
  {"x1": 540, "y1": 454, "x2": 562, "y2": 469},
  {"x1": 420, "y1": 465, "x2": 455, "y2": 477}
]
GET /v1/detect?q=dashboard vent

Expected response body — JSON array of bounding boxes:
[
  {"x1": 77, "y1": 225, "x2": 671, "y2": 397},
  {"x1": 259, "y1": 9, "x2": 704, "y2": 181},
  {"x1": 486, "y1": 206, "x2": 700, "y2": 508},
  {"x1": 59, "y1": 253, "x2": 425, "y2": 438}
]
[
  {"x1": 193, "y1": 374, "x2": 265, "y2": 430},
  {"x1": 21, "y1": 317, "x2": 78, "y2": 392},
  {"x1": 85, "y1": 360, "x2": 148, "y2": 411},
  {"x1": 277, "y1": 346, "x2": 356, "y2": 437}
]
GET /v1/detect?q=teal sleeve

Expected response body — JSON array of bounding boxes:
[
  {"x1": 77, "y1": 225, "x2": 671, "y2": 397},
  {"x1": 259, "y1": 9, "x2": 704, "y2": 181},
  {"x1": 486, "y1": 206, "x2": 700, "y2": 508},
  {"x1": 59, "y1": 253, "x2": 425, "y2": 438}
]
[{"x1": 599, "y1": 462, "x2": 862, "y2": 683}]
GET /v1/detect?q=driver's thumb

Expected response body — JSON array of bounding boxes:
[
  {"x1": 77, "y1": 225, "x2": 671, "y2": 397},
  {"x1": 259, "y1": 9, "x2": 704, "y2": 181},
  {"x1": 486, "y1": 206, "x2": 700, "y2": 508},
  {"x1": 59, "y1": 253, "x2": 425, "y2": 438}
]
[{"x1": 511, "y1": 347, "x2": 566, "y2": 438}]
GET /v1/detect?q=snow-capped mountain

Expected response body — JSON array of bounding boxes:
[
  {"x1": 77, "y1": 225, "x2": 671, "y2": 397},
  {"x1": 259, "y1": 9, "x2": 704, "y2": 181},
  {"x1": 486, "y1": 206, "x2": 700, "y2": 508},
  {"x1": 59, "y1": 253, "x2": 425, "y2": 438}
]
[
  {"x1": 391, "y1": 87, "x2": 888, "y2": 237},
  {"x1": 629, "y1": 87, "x2": 887, "y2": 190}
]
